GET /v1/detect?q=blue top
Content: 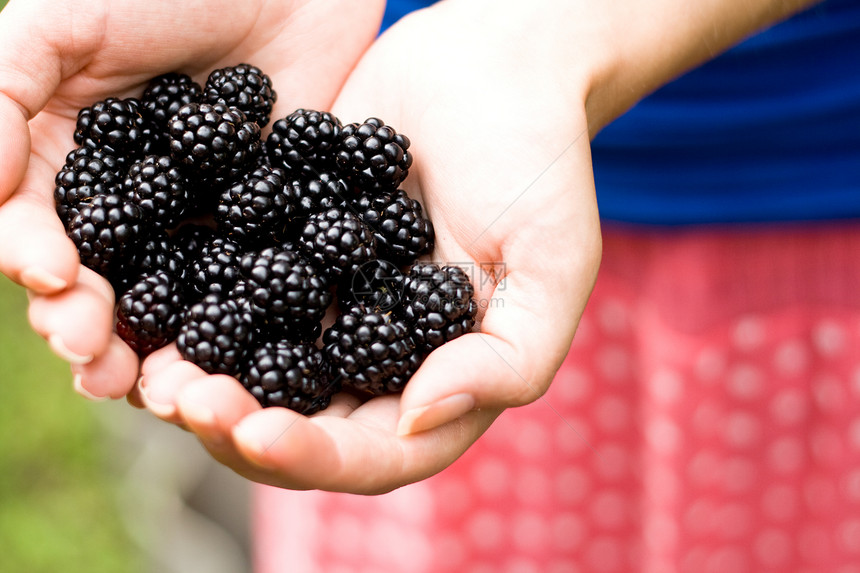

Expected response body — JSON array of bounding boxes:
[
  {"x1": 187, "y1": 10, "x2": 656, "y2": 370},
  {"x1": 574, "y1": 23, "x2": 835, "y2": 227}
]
[{"x1": 381, "y1": 0, "x2": 860, "y2": 225}]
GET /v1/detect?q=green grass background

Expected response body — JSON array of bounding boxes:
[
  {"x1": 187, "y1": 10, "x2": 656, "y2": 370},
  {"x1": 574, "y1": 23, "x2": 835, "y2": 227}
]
[
  {"x1": 0, "y1": 0, "x2": 142, "y2": 570},
  {"x1": 0, "y1": 276, "x2": 141, "y2": 573}
]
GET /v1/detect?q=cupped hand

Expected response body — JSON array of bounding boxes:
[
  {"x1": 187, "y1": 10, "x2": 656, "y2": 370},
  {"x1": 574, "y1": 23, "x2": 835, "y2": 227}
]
[
  {"x1": 147, "y1": 0, "x2": 603, "y2": 494},
  {"x1": 0, "y1": 0, "x2": 384, "y2": 396}
]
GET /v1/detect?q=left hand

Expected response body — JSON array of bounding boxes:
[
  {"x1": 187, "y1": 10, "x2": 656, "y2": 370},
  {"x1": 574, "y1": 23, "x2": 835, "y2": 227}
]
[{"x1": 0, "y1": 0, "x2": 384, "y2": 398}]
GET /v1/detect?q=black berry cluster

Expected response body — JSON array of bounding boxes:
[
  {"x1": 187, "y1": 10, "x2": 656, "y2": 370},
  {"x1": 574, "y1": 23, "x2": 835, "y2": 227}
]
[{"x1": 54, "y1": 64, "x2": 476, "y2": 415}]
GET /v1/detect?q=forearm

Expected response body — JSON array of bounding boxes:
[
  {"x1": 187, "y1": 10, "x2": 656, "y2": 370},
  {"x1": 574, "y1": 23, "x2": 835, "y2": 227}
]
[
  {"x1": 436, "y1": 0, "x2": 819, "y2": 136},
  {"x1": 582, "y1": 0, "x2": 821, "y2": 133}
]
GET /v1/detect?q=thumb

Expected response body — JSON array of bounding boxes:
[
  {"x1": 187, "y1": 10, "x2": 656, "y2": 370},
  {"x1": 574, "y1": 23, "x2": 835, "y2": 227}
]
[{"x1": 397, "y1": 239, "x2": 601, "y2": 436}]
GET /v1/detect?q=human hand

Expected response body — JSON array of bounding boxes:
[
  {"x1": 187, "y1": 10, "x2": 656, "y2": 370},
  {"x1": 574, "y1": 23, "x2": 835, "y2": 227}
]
[
  {"x1": 0, "y1": 0, "x2": 384, "y2": 397},
  {"x1": 142, "y1": 0, "x2": 602, "y2": 493}
]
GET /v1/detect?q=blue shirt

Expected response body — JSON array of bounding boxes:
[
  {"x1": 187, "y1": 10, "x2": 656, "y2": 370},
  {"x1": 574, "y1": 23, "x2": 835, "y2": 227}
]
[{"x1": 381, "y1": 0, "x2": 860, "y2": 225}]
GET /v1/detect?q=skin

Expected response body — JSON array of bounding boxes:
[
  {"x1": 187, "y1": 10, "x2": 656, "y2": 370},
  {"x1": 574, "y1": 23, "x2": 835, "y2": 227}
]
[{"x1": 0, "y1": 0, "x2": 817, "y2": 494}]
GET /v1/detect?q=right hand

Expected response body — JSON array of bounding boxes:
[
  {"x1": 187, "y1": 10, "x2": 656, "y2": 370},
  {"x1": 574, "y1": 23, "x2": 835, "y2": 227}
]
[{"x1": 0, "y1": 0, "x2": 384, "y2": 398}]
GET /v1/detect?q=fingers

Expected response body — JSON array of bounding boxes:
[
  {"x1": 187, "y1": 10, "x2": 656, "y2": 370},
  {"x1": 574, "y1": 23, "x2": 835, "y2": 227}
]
[
  {"x1": 138, "y1": 348, "x2": 209, "y2": 424},
  {"x1": 28, "y1": 265, "x2": 115, "y2": 363},
  {"x1": 0, "y1": 153, "x2": 81, "y2": 293},
  {"x1": 127, "y1": 344, "x2": 183, "y2": 410},
  {"x1": 28, "y1": 264, "x2": 139, "y2": 401},
  {"x1": 71, "y1": 333, "x2": 140, "y2": 400},
  {"x1": 226, "y1": 398, "x2": 499, "y2": 493},
  {"x1": 162, "y1": 369, "x2": 498, "y2": 493},
  {"x1": 0, "y1": 94, "x2": 31, "y2": 207},
  {"x1": 169, "y1": 371, "x2": 298, "y2": 486}
]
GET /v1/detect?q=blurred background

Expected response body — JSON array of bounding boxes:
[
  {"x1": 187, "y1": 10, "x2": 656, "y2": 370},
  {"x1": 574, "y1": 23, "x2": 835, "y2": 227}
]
[{"x1": 0, "y1": 1, "x2": 253, "y2": 571}]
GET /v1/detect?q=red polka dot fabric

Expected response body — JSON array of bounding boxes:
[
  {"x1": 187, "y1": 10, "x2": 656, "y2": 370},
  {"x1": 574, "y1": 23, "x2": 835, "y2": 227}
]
[{"x1": 254, "y1": 222, "x2": 860, "y2": 573}]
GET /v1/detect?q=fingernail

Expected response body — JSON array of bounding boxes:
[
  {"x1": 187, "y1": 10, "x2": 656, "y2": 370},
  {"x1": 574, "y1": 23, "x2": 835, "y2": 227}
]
[
  {"x1": 20, "y1": 266, "x2": 67, "y2": 293},
  {"x1": 138, "y1": 376, "x2": 177, "y2": 418},
  {"x1": 49, "y1": 333, "x2": 93, "y2": 365},
  {"x1": 73, "y1": 372, "x2": 108, "y2": 402},
  {"x1": 397, "y1": 393, "x2": 476, "y2": 436}
]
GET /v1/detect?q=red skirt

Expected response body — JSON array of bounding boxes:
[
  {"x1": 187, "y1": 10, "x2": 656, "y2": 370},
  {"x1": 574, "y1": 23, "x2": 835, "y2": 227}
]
[{"x1": 254, "y1": 221, "x2": 860, "y2": 573}]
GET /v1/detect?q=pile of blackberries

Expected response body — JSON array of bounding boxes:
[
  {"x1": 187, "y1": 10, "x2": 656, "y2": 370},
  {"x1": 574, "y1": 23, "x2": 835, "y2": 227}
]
[{"x1": 54, "y1": 64, "x2": 477, "y2": 415}]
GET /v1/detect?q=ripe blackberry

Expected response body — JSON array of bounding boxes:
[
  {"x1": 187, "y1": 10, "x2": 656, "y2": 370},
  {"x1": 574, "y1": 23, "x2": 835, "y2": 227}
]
[
  {"x1": 177, "y1": 293, "x2": 255, "y2": 376},
  {"x1": 167, "y1": 102, "x2": 261, "y2": 176},
  {"x1": 171, "y1": 224, "x2": 216, "y2": 261},
  {"x1": 114, "y1": 230, "x2": 188, "y2": 293},
  {"x1": 287, "y1": 171, "x2": 351, "y2": 217},
  {"x1": 337, "y1": 259, "x2": 405, "y2": 313},
  {"x1": 204, "y1": 63, "x2": 276, "y2": 127},
  {"x1": 215, "y1": 164, "x2": 294, "y2": 246},
  {"x1": 74, "y1": 97, "x2": 147, "y2": 156},
  {"x1": 187, "y1": 237, "x2": 244, "y2": 299},
  {"x1": 116, "y1": 271, "x2": 186, "y2": 356},
  {"x1": 67, "y1": 193, "x2": 142, "y2": 279},
  {"x1": 241, "y1": 340, "x2": 336, "y2": 414},
  {"x1": 323, "y1": 306, "x2": 420, "y2": 395},
  {"x1": 403, "y1": 263, "x2": 478, "y2": 355},
  {"x1": 124, "y1": 155, "x2": 189, "y2": 228},
  {"x1": 240, "y1": 245, "x2": 331, "y2": 321},
  {"x1": 142, "y1": 72, "x2": 203, "y2": 131},
  {"x1": 54, "y1": 147, "x2": 123, "y2": 229},
  {"x1": 298, "y1": 207, "x2": 376, "y2": 281},
  {"x1": 231, "y1": 275, "x2": 323, "y2": 344},
  {"x1": 355, "y1": 188, "x2": 434, "y2": 264},
  {"x1": 266, "y1": 109, "x2": 342, "y2": 176},
  {"x1": 336, "y1": 117, "x2": 412, "y2": 190}
]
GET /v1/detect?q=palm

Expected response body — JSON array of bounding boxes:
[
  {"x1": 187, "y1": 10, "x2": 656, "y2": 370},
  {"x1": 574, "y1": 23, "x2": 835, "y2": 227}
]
[{"x1": 138, "y1": 4, "x2": 602, "y2": 494}]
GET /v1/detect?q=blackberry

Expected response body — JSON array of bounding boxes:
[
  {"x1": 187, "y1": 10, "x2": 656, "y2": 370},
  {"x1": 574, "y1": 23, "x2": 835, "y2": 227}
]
[
  {"x1": 231, "y1": 275, "x2": 323, "y2": 344},
  {"x1": 204, "y1": 63, "x2": 276, "y2": 127},
  {"x1": 115, "y1": 230, "x2": 188, "y2": 293},
  {"x1": 266, "y1": 109, "x2": 342, "y2": 176},
  {"x1": 355, "y1": 188, "x2": 434, "y2": 264},
  {"x1": 177, "y1": 293, "x2": 255, "y2": 376},
  {"x1": 171, "y1": 223, "x2": 216, "y2": 262},
  {"x1": 67, "y1": 193, "x2": 142, "y2": 279},
  {"x1": 215, "y1": 164, "x2": 294, "y2": 246},
  {"x1": 142, "y1": 72, "x2": 203, "y2": 131},
  {"x1": 337, "y1": 259, "x2": 405, "y2": 313},
  {"x1": 74, "y1": 97, "x2": 147, "y2": 156},
  {"x1": 116, "y1": 271, "x2": 186, "y2": 356},
  {"x1": 241, "y1": 340, "x2": 336, "y2": 414},
  {"x1": 187, "y1": 237, "x2": 244, "y2": 299},
  {"x1": 182, "y1": 140, "x2": 266, "y2": 217},
  {"x1": 323, "y1": 306, "x2": 420, "y2": 395},
  {"x1": 403, "y1": 263, "x2": 478, "y2": 355},
  {"x1": 336, "y1": 117, "x2": 412, "y2": 190},
  {"x1": 54, "y1": 147, "x2": 123, "y2": 229},
  {"x1": 167, "y1": 102, "x2": 261, "y2": 176},
  {"x1": 287, "y1": 171, "x2": 351, "y2": 217},
  {"x1": 298, "y1": 207, "x2": 376, "y2": 281},
  {"x1": 239, "y1": 246, "x2": 331, "y2": 331},
  {"x1": 124, "y1": 155, "x2": 188, "y2": 228}
]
